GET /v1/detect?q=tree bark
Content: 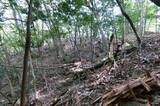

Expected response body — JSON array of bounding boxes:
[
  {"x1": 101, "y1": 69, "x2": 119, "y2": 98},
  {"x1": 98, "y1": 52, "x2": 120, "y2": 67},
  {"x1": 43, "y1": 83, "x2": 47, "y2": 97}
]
[
  {"x1": 115, "y1": 0, "x2": 141, "y2": 46},
  {"x1": 150, "y1": 0, "x2": 160, "y2": 7},
  {"x1": 20, "y1": 0, "x2": 33, "y2": 106}
]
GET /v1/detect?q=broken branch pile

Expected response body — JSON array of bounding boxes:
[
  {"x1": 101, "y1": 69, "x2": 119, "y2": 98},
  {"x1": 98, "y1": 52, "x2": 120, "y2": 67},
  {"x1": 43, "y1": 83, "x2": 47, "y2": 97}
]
[{"x1": 94, "y1": 71, "x2": 160, "y2": 106}]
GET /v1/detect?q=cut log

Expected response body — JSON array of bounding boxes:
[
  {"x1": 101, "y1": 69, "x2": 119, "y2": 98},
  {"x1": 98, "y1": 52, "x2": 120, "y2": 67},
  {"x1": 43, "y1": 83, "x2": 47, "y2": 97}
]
[{"x1": 93, "y1": 71, "x2": 160, "y2": 106}]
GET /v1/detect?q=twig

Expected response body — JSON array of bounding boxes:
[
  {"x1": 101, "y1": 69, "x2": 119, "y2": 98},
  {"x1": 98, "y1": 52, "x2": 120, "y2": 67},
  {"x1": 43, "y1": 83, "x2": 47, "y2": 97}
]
[{"x1": 0, "y1": 91, "x2": 12, "y2": 104}]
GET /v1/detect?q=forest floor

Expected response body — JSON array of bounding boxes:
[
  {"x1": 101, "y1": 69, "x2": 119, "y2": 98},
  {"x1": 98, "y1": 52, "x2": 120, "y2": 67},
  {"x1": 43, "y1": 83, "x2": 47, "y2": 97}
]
[{"x1": 1, "y1": 32, "x2": 160, "y2": 106}]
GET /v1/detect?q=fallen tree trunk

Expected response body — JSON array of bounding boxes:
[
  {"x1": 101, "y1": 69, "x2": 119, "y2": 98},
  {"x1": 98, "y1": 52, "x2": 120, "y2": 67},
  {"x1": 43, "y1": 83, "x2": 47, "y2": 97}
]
[
  {"x1": 93, "y1": 71, "x2": 160, "y2": 106},
  {"x1": 87, "y1": 57, "x2": 112, "y2": 70}
]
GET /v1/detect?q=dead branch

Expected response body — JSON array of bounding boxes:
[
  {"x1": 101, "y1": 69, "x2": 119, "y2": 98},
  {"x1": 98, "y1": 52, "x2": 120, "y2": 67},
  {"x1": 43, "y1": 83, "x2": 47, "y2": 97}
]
[
  {"x1": 47, "y1": 90, "x2": 68, "y2": 106},
  {"x1": 93, "y1": 71, "x2": 160, "y2": 106}
]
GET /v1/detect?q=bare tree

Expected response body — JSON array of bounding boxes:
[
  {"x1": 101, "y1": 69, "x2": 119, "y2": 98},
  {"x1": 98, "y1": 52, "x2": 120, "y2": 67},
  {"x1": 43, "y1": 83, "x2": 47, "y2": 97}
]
[{"x1": 20, "y1": 0, "x2": 33, "y2": 106}]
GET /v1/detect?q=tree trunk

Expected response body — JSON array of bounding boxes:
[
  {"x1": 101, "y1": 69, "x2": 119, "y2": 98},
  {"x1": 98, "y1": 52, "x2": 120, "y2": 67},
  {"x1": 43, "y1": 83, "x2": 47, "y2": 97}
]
[
  {"x1": 139, "y1": 0, "x2": 145, "y2": 36},
  {"x1": 115, "y1": 0, "x2": 141, "y2": 46},
  {"x1": 150, "y1": 0, "x2": 160, "y2": 7},
  {"x1": 155, "y1": 7, "x2": 158, "y2": 33},
  {"x1": 87, "y1": 0, "x2": 108, "y2": 50},
  {"x1": 20, "y1": 0, "x2": 33, "y2": 105}
]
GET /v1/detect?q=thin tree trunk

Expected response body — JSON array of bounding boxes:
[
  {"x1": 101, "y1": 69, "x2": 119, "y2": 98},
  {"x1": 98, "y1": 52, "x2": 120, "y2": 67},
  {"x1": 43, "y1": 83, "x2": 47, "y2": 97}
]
[
  {"x1": 140, "y1": 0, "x2": 145, "y2": 36},
  {"x1": 122, "y1": 17, "x2": 125, "y2": 44},
  {"x1": 147, "y1": 19, "x2": 152, "y2": 31},
  {"x1": 87, "y1": 0, "x2": 108, "y2": 50},
  {"x1": 144, "y1": 18, "x2": 147, "y2": 32},
  {"x1": 90, "y1": 23, "x2": 94, "y2": 62},
  {"x1": 28, "y1": 52, "x2": 37, "y2": 94},
  {"x1": 6, "y1": 74, "x2": 14, "y2": 97},
  {"x1": 115, "y1": 0, "x2": 141, "y2": 46},
  {"x1": 20, "y1": 0, "x2": 33, "y2": 105},
  {"x1": 150, "y1": 0, "x2": 160, "y2": 7},
  {"x1": 155, "y1": 7, "x2": 158, "y2": 33}
]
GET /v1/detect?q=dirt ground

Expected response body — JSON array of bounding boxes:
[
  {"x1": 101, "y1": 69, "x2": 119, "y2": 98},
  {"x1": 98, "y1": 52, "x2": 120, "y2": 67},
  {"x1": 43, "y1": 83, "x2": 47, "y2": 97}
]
[{"x1": 1, "y1": 33, "x2": 160, "y2": 106}]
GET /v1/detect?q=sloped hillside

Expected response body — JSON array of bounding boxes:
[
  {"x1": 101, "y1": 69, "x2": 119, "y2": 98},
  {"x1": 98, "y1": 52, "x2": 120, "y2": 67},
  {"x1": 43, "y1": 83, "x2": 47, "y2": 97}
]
[{"x1": 6, "y1": 33, "x2": 160, "y2": 106}]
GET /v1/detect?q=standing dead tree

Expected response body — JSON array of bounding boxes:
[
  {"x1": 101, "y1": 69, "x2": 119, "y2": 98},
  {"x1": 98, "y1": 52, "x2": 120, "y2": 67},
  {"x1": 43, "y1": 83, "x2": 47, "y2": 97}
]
[{"x1": 20, "y1": 0, "x2": 33, "y2": 106}]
